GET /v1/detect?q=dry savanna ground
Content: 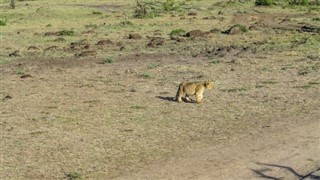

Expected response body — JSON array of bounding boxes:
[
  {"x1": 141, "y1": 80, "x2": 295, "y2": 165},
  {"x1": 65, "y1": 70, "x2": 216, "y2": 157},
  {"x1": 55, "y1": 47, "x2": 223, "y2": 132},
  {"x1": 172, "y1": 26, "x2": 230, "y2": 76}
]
[{"x1": 1, "y1": 0, "x2": 320, "y2": 179}]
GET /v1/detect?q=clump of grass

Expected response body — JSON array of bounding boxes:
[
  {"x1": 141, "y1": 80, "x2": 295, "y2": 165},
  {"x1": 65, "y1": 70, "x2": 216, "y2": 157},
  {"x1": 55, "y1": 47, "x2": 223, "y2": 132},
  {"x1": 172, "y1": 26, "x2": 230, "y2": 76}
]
[
  {"x1": 57, "y1": 30, "x2": 75, "y2": 36},
  {"x1": 66, "y1": 171, "x2": 81, "y2": 180},
  {"x1": 119, "y1": 20, "x2": 134, "y2": 26},
  {"x1": 209, "y1": 59, "x2": 221, "y2": 64},
  {"x1": 312, "y1": 17, "x2": 320, "y2": 21},
  {"x1": 261, "y1": 80, "x2": 277, "y2": 84},
  {"x1": 232, "y1": 24, "x2": 248, "y2": 32},
  {"x1": 0, "y1": 19, "x2": 7, "y2": 26},
  {"x1": 92, "y1": 11, "x2": 103, "y2": 15},
  {"x1": 130, "y1": 105, "x2": 147, "y2": 110},
  {"x1": 288, "y1": 0, "x2": 309, "y2": 5},
  {"x1": 255, "y1": 0, "x2": 274, "y2": 6},
  {"x1": 170, "y1": 29, "x2": 186, "y2": 36},
  {"x1": 221, "y1": 86, "x2": 250, "y2": 93},
  {"x1": 102, "y1": 57, "x2": 114, "y2": 64},
  {"x1": 163, "y1": 0, "x2": 182, "y2": 12},
  {"x1": 85, "y1": 24, "x2": 98, "y2": 29},
  {"x1": 294, "y1": 81, "x2": 319, "y2": 89},
  {"x1": 149, "y1": 63, "x2": 161, "y2": 68},
  {"x1": 140, "y1": 71, "x2": 151, "y2": 78},
  {"x1": 16, "y1": 68, "x2": 25, "y2": 75},
  {"x1": 133, "y1": 1, "x2": 159, "y2": 18}
]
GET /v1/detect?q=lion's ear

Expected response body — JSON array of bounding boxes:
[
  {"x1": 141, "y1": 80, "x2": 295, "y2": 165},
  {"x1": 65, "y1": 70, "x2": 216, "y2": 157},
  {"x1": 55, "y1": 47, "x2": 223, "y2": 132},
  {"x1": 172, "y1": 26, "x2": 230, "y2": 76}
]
[{"x1": 205, "y1": 82, "x2": 209, "y2": 87}]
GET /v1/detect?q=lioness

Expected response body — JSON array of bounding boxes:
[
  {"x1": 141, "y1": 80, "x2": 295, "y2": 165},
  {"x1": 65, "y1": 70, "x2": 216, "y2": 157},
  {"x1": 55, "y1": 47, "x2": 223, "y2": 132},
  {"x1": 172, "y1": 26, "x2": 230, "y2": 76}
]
[{"x1": 175, "y1": 81, "x2": 214, "y2": 103}]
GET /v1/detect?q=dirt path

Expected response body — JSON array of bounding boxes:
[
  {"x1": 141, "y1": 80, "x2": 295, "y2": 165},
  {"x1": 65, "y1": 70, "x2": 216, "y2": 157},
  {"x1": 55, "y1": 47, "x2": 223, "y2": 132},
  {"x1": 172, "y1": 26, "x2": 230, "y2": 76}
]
[{"x1": 117, "y1": 118, "x2": 320, "y2": 179}]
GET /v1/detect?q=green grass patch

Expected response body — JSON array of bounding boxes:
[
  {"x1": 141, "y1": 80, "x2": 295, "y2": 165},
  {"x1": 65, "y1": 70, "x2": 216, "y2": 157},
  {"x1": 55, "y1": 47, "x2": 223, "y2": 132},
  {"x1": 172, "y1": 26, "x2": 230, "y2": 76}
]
[
  {"x1": 102, "y1": 57, "x2": 114, "y2": 64},
  {"x1": 140, "y1": 71, "x2": 151, "y2": 78},
  {"x1": 209, "y1": 59, "x2": 221, "y2": 64},
  {"x1": 57, "y1": 30, "x2": 75, "y2": 36},
  {"x1": 170, "y1": 28, "x2": 186, "y2": 36},
  {"x1": 66, "y1": 171, "x2": 82, "y2": 180},
  {"x1": 0, "y1": 19, "x2": 7, "y2": 26},
  {"x1": 92, "y1": 11, "x2": 103, "y2": 15},
  {"x1": 149, "y1": 63, "x2": 161, "y2": 68}
]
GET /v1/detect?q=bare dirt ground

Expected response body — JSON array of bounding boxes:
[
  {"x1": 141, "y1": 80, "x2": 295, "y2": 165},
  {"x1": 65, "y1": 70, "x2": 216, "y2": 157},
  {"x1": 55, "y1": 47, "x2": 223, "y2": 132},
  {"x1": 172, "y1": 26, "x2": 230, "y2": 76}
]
[
  {"x1": 118, "y1": 111, "x2": 320, "y2": 179},
  {"x1": 1, "y1": 1, "x2": 320, "y2": 179},
  {"x1": 1, "y1": 52, "x2": 319, "y2": 179}
]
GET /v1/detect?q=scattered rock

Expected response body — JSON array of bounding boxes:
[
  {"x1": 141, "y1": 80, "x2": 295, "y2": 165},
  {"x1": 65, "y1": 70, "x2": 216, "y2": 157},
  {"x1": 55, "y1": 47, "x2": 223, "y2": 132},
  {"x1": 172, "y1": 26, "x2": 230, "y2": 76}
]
[
  {"x1": 44, "y1": 46, "x2": 59, "y2": 51},
  {"x1": 28, "y1": 46, "x2": 41, "y2": 51},
  {"x1": 20, "y1": 74, "x2": 32, "y2": 78},
  {"x1": 300, "y1": 25, "x2": 320, "y2": 33},
  {"x1": 298, "y1": 70, "x2": 308, "y2": 76},
  {"x1": 116, "y1": 42, "x2": 124, "y2": 47},
  {"x1": 3, "y1": 95, "x2": 13, "y2": 101},
  {"x1": 42, "y1": 115, "x2": 56, "y2": 121},
  {"x1": 210, "y1": 28, "x2": 221, "y2": 33},
  {"x1": 70, "y1": 40, "x2": 90, "y2": 50},
  {"x1": 170, "y1": 36, "x2": 186, "y2": 42},
  {"x1": 223, "y1": 24, "x2": 248, "y2": 35},
  {"x1": 9, "y1": 50, "x2": 20, "y2": 57},
  {"x1": 188, "y1": 11, "x2": 197, "y2": 16},
  {"x1": 120, "y1": 46, "x2": 125, "y2": 51},
  {"x1": 147, "y1": 37, "x2": 165, "y2": 48},
  {"x1": 81, "y1": 30, "x2": 95, "y2": 34},
  {"x1": 129, "y1": 33, "x2": 142, "y2": 39},
  {"x1": 44, "y1": 31, "x2": 58, "y2": 36},
  {"x1": 185, "y1": 30, "x2": 204, "y2": 38},
  {"x1": 229, "y1": 26, "x2": 242, "y2": 35},
  {"x1": 96, "y1": 39, "x2": 114, "y2": 46},
  {"x1": 249, "y1": 25, "x2": 258, "y2": 31},
  {"x1": 54, "y1": 37, "x2": 65, "y2": 42},
  {"x1": 75, "y1": 50, "x2": 97, "y2": 57}
]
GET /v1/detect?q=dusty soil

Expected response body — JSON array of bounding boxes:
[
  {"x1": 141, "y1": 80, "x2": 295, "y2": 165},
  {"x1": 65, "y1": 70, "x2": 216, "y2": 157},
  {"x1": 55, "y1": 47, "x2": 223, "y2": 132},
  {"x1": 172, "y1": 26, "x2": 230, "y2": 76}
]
[
  {"x1": 1, "y1": 52, "x2": 319, "y2": 179},
  {"x1": 117, "y1": 113, "x2": 320, "y2": 179},
  {"x1": 1, "y1": 1, "x2": 320, "y2": 179}
]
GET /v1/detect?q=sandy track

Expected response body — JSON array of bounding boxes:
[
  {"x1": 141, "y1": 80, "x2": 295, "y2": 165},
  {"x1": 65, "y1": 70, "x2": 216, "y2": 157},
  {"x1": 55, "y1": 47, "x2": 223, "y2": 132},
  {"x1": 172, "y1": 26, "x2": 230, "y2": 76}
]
[{"x1": 117, "y1": 117, "x2": 320, "y2": 180}]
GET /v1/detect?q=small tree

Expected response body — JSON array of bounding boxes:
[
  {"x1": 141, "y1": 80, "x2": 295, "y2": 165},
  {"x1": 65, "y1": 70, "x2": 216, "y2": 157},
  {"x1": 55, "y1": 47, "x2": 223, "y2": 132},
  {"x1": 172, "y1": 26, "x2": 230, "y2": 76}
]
[{"x1": 10, "y1": 0, "x2": 15, "y2": 9}]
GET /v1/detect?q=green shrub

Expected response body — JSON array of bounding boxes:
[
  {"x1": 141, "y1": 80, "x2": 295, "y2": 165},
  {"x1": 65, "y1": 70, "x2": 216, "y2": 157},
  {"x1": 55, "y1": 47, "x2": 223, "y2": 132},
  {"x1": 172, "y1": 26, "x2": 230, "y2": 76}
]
[
  {"x1": 170, "y1": 29, "x2": 186, "y2": 36},
  {"x1": 255, "y1": 0, "x2": 274, "y2": 6}
]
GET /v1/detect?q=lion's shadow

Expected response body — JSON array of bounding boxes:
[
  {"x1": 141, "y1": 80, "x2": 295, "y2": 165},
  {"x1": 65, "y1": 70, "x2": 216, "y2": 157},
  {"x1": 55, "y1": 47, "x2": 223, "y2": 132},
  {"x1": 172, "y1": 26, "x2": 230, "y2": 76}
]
[{"x1": 156, "y1": 96, "x2": 195, "y2": 103}]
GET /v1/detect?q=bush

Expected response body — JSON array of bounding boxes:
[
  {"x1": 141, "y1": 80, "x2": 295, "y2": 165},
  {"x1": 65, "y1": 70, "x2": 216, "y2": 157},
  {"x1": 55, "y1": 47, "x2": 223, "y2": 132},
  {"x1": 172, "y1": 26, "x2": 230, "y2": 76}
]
[{"x1": 255, "y1": 0, "x2": 274, "y2": 6}]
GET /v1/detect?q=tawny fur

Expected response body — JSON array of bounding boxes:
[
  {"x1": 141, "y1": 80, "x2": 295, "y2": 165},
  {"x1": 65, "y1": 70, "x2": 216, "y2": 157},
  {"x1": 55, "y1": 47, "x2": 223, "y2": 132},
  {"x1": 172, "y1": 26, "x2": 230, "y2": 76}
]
[{"x1": 175, "y1": 81, "x2": 214, "y2": 103}]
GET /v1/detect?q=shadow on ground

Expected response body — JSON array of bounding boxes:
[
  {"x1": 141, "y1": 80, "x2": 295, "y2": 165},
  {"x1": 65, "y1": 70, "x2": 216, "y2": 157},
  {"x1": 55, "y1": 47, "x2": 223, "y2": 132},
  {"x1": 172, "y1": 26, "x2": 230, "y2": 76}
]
[
  {"x1": 252, "y1": 162, "x2": 320, "y2": 180},
  {"x1": 156, "y1": 96, "x2": 197, "y2": 103}
]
